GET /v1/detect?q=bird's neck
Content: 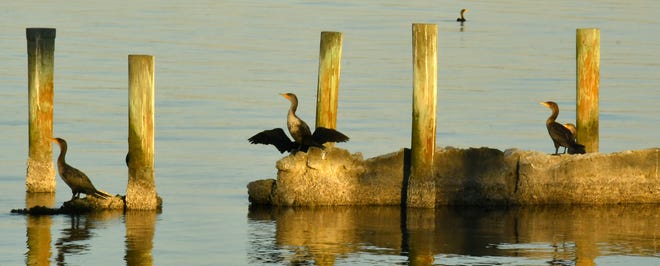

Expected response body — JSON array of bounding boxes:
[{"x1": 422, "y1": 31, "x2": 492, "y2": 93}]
[
  {"x1": 56, "y1": 143, "x2": 68, "y2": 169},
  {"x1": 287, "y1": 100, "x2": 300, "y2": 123},
  {"x1": 287, "y1": 107, "x2": 302, "y2": 128},
  {"x1": 546, "y1": 109, "x2": 559, "y2": 124}
]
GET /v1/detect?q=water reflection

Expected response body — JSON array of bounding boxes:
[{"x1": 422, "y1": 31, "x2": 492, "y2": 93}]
[
  {"x1": 26, "y1": 215, "x2": 53, "y2": 265},
  {"x1": 25, "y1": 193, "x2": 55, "y2": 265},
  {"x1": 23, "y1": 200, "x2": 158, "y2": 265},
  {"x1": 248, "y1": 204, "x2": 659, "y2": 265},
  {"x1": 55, "y1": 211, "x2": 123, "y2": 265},
  {"x1": 124, "y1": 210, "x2": 158, "y2": 266}
]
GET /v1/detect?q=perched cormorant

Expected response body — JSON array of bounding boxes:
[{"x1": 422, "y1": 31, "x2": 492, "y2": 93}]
[
  {"x1": 539, "y1": 101, "x2": 586, "y2": 155},
  {"x1": 457, "y1": 8, "x2": 468, "y2": 22},
  {"x1": 52, "y1": 137, "x2": 112, "y2": 200},
  {"x1": 248, "y1": 93, "x2": 349, "y2": 153}
]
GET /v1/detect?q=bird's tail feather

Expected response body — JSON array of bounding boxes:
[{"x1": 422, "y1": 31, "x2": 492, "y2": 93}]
[
  {"x1": 93, "y1": 189, "x2": 113, "y2": 199},
  {"x1": 567, "y1": 143, "x2": 586, "y2": 154}
]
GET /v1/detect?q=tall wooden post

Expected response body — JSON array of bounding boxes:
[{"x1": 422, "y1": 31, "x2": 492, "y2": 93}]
[
  {"x1": 315, "y1": 31, "x2": 343, "y2": 136},
  {"x1": 576, "y1": 28, "x2": 600, "y2": 153},
  {"x1": 407, "y1": 24, "x2": 437, "y2": 208},
  {"x1": 26, "y1": 28, "x2": 56, "y2": 192},
  {"x1": 127, "y1": 55, "x2": 158, "y2": 210}
]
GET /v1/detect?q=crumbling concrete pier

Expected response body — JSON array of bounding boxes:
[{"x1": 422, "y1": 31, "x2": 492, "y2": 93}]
[{"x1": 248, "y1": 147, "x2": 659, "y2": 206}]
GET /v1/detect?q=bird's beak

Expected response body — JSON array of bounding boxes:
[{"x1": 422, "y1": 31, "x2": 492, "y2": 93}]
[
  {"x1": 539, "y1": 102, "x2": 548, "y2": 107},
  {"x1": 280, "y1": 93, "x2": 289, "y2": 99}
]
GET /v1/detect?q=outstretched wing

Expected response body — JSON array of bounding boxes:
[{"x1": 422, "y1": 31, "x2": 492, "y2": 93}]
[
  {"x1": 312, "y1": 127, "x2": 349, "y2": 144},
  {"x1": 248, "y1": 128, "x2": 296, "y2": 153}
]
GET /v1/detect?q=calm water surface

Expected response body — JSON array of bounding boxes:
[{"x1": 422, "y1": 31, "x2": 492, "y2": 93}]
[{"x1": 0, "y1": 0, "x2": 658, "y2": 265}]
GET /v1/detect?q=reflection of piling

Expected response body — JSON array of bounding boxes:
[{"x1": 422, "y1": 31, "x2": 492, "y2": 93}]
[
  {"x1": 405, "y1": 208, "x2": 436, "y2": 265},
  {"x1": 127, "y1": 55, "x2": 158, "y2": 210},
  {"x1": 26, "y1": 215, "x2": 53, "y2": 265},
  {"x1": 315, "y1": 31, "x2": 343, "y2": 145},
  {"x1": 26, "y1": 28, "x2": 57, "y2": 192},
  {"x1": 576, "y1": 28, "x2": 600, "y2": 153},
  {"x1": 125, "y1": 211, "x2": 156, "y2": 265},
  {"x1": 408, "y1": 24, "x2": 437, "y2": 208},
  {"x1": 25, "y1": 192, "x2": 55, "y2": 265}
]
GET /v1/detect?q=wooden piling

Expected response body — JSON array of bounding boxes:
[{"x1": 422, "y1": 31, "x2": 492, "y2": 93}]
[
  {"x1": 315, "y1": 31, "x2": 343, "y2": 136},
  {"x1": 127, "y1": 55, "x2": 158, "y2": 210},
  {"x1": 407, "y1": 24, "x2": 438, "y2": 208},
  {"x1": 576, "y1": 28, "x2": 600, "y2": 153},
  {"x1": 25, "y1": 28, "x2": 56, "y2": 192}
]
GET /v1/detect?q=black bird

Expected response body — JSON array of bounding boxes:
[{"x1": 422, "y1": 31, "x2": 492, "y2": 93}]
[
  {"x1": 52, "y1": 137, "x2": 112, "y2": 200},
  {"x1": 539, "y1": 101, "x2": 586, "y2": 155},
  {"x1": 457, "y1": 8, "x2": 468, "y2": 22},
  {"x1": 248, "y1": 93, "x2": 349, "y2": 153}
]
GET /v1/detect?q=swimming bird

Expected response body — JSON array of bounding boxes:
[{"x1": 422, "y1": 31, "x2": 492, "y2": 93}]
[
  {"x1": 457, "y1": 8, "x2": 468, "y2": 22},
  {"x1": 248, "y1": 93, "x2": 349, "y2": 153},
  {"x1": 52, "y1": 137, "x2": 112, "y2": 200},
  {"x1": 539, "y1": 101, "x2": 586, "y2": 155}
]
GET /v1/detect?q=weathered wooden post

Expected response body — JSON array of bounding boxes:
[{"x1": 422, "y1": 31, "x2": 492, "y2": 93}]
[
  {"x1": 25, "y1": 28, "x2": 56, "y2": 192},
  {"x1": 127, "y1": 55, "x2": 158, "y2": 210},
  {"x1": 407, "y1": 23, "x2": 438, "y2": 208},
  {"x1": 315, "y1": 31, "x2": 343, "y2": 138},
  {"x1": 576, "y1": 28, "x2": 600, "y2": 153}
]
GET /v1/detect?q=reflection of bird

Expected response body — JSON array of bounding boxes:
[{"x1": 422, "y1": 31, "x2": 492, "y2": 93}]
[
  {"x1": 539, "y1": 102, "x2": 586, "y2": 155},
  {"x1": 52, "y1": 137, "x2": 112, "y2": 200},
  {"x1": 457, "y1": 8, "x2": 468, "y2": 22},
  {"x1": 55, "y1": 215, "x2": 93, "y2": 264},
  {"x1": 248, "y1": 93, "x2": 349, "y2": 153}
]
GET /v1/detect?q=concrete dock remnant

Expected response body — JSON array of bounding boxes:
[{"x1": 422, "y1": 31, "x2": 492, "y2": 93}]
[{"x1": 248, "y1": 147, "x2": 659, "y2": 206}]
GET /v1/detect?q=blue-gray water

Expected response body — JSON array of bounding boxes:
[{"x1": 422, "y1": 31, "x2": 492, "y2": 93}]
[{"x1": 1, "y1": 0, "x2": 658, "y2": 265}]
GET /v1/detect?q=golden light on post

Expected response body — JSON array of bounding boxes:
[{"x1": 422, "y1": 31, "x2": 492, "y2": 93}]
[
  {"x1": 127, "y1": 54, "x2": 158, "y2": 210},
  {"x1": 576, "y1": 28, "x2": 600, "y2": 153},
  {"x1": 26, "y1": 28, "x2": 56, "y2": 192},
  {"x1": 316, "y1": 31, "x2": 343, "y2": 147},
  {"x1": 408, "y1": 23, "x2": 438, "y2": 208}
]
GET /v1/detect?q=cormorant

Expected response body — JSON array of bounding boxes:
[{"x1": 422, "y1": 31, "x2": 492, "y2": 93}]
[
  {"x1": 52, "y1": 137, "x2": 112, "y2": 200},
  {"x1": 248, "y1": 93, "x2": 349, "y2": 153},
  {"x1": 457, "y1": 8, "x2": 468, "y2": 22},
  {"x1": 539, "y1": 101, "x2": 586, "y2": 155}
]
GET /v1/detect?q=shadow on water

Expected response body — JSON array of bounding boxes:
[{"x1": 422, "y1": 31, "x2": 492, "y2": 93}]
[
  {"x1": 23, "y1": 193, "x2": 158, "y2": 266},
  {"x1": 247, "y1": 204, "x2": 659, "y2": 265}
]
